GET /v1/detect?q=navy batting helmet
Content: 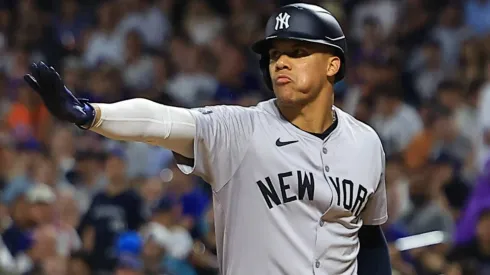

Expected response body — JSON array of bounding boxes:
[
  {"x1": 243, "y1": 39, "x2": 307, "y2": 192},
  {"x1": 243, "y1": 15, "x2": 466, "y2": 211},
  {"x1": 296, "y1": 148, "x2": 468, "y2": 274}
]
[{"x1": 251, "y1": 3, "x2": 347, "y2": 90}]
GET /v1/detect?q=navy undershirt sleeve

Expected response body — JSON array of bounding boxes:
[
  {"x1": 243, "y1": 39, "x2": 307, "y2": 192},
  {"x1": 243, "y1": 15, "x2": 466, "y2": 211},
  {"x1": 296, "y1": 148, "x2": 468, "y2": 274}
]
[{"x1": 357, "y1": 225, "x2": 392, "y2": 275}]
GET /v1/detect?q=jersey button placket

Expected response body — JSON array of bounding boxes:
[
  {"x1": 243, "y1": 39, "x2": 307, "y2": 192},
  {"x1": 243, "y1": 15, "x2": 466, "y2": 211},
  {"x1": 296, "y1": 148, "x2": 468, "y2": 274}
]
[{"x1": 321, "y1": 145, "x2": 330, "y2": 173}]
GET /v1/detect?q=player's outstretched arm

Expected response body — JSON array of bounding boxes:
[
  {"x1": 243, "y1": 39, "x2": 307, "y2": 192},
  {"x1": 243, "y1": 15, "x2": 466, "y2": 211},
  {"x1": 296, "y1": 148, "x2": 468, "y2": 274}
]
[
  {"x1": 89, "y1": 99, "x2": 195, "y2": 158},
  {"x1": 23, "y1": 61, "x2": 195, "y2": 158}
]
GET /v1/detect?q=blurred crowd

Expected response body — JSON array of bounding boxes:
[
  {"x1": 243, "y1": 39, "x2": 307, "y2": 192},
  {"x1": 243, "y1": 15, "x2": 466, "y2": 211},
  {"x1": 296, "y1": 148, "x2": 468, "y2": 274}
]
[{"x1": 0, "y1": 0, "x2": 490, "y2": 274}]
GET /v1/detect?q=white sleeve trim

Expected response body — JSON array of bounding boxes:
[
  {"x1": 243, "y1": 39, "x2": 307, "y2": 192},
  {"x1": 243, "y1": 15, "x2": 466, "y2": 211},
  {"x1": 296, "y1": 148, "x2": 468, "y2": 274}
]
[
  {"x1": 363, "y1": 215, "x2": 388, "y2": 226},
  {"x1": 175, "y1": 109, "x2": 200, "y2": 175},
  {"x1": 91, "y1": 98, "x2": 196, "y2": 158}
]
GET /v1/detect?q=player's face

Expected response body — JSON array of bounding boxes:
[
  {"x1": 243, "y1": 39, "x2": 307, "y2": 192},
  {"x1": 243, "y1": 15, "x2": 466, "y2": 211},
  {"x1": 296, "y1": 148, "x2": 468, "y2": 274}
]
[{"x1": 268, "y1": 40, "x2": 340, "y2": 106}]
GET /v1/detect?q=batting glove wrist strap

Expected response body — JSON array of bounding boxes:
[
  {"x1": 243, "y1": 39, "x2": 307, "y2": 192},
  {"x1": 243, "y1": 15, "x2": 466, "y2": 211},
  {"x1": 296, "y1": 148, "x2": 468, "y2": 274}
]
[{"x1": 75, "y1": 99, "x2": 96, "y2": 130}]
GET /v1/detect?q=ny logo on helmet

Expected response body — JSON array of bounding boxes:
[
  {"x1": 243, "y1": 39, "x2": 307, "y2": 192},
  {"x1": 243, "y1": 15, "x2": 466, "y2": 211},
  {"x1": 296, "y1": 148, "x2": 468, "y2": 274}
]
[{"x1": 275, "y1": 12, "x2": 291, "y2": 30}]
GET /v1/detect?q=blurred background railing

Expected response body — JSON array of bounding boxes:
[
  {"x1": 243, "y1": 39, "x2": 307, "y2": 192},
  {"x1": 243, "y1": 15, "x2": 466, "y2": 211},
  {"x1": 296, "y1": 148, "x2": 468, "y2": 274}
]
[{"x1": 0, "y1": 0, "x2": 490, "y2": 274}]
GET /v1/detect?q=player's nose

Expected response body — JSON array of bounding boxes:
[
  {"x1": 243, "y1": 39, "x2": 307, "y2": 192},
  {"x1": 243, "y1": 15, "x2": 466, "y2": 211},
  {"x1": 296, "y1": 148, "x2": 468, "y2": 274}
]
[{"x1": 274, "y1": 54, "x2": 292, "y2": 71}]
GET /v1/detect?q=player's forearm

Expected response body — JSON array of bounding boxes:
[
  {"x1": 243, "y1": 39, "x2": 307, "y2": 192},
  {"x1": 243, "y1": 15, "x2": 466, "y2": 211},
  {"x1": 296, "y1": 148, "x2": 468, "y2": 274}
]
[{"x1": 88, "y1": 98, "x2": 196, "y2": 158}]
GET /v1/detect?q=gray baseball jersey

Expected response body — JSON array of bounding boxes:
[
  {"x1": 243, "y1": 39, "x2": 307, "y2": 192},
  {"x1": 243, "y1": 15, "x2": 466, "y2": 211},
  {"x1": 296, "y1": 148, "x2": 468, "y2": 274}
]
[{"x1": 176, "y1": 99, "x2": 387, "y2": 275}]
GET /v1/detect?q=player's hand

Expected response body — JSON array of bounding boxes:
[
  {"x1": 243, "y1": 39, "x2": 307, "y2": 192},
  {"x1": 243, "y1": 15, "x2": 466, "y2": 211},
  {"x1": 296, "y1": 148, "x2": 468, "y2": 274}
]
[{"x1": 23, "y1": 61, "x2": 95, "y2": 128}]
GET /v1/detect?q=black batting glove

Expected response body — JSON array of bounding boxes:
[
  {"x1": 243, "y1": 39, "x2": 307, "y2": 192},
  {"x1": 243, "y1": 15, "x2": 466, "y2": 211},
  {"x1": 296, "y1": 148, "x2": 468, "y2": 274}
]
[{"x1": 23, "y1": 61, "x2": 95, "y2": 128}]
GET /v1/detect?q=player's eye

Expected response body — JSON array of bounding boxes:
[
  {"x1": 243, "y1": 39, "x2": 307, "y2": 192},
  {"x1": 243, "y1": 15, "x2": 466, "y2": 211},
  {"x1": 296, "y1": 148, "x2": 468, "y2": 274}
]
[
  {"x1": 269, "y1": 50, "x2": 281, "y2": 61},
  {"x1": 269, "y1": 48, "x2": 308, "y2": 61},
  {"x1": 291, "y1": 48, "x2": 308, "y2": 57}
]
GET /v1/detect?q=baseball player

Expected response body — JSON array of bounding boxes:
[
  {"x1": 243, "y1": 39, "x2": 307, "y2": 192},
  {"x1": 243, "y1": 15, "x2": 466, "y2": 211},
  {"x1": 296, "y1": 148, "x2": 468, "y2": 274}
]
[{"x1": 24, "y1": 3, "x2": 391, "y2": 275}]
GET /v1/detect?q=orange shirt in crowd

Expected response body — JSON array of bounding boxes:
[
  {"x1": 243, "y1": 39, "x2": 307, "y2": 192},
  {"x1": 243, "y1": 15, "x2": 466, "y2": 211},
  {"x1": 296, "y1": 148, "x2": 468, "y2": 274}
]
[
  {"x1": 404, "y1": 130, "x2": 435, "y2": 170},
  {"x1": 6, "y1": 102, "x2": 51, "y2": 141}
]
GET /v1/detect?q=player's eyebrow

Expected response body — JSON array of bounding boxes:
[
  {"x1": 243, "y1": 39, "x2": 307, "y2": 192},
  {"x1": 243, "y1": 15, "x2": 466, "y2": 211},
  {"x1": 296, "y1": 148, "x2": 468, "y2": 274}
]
[
  {"x1": 270, "y1": 41, "x2": 311, "y2": 51},
  {"x1": 289, "y1": 42, "x2": 312, "y2": 49},
  {"x1": 291, "y1": 43, "x2": 308, "y2": 48}
]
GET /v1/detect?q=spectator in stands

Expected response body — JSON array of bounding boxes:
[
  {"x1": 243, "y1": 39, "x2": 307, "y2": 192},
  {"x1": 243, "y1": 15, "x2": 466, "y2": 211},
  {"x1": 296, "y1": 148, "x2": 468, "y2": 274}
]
[
  {"x1": 397, "y1": 166, "x2": 453, "y2": 235},
  {"x1": 442, "y1": 177, "x2": 471, "y2": 223},
  {"x1": 48, "y1": 126, "x2": 76, "y2": 176},
  {"x1": 436, "y1": 80, "x2": 465, "y2": 115},
  {"x1": 67, "y1": 251, "x2": 92, "y2": 275},
  {"x1": 56, "y1": 189, "x2": 82, "y2": 257},
  {"x1": 51, "y1": 0, "x2": 90, "y2": 54},
  {"x1": 66, "y1": 150, "x2": 106, "y2": 214},
  {"x1": 161, "y1": 164, "x2": 210, "y2": 232},
  {"x1": 350, "y1": 17, "x2": 386, "y2": 67},
  {"x1": 115, "y1": 253, "x2": 144, "y2": 275},
  {"x1": 382, "y1": 157, "x2": 415, "y2": 275},
  {"x1": 431, "y1": 2, "x2": 474, "y2": 75},
  {"x1": 477, "y1": 70, "x2": 490, "y2": 172},
  {"x1": 1, "y1": 184, "x2": 57, "y2": 274},
  {"x1": 459, "y1": 39, "x2": 487, "y2": 85},
  {"x1": 182, "y1": 0, "x2": 225, "y2": 46},
  {"x1": 141, "y1": 197, "x2": 195, "y2": 274},
  {"x1": 454, "y1": 160, "x2": 490, "y2": 245},
  {"x1": 456, "y1": 78, "x2": 484, "y2": 163},
  {"x1": 447, "y1": 208, "x2": 490, "y2": 274},
  {"x1": 371, "y1": 83, "x2": 423, "y2": 157},
  {"x1": 190, "y1": 206, "x2": 218, "y2": 275},
  {"x1": 166, "y1": 34, "x2": 218, "y2": 107},
  {"x1": 121, "y1": 30, "x2": 153, "y2": 92},
  {"x1": 212, "y1": 39, "x2": 263, "y2": 104},
  {"x1": 2, "y1": 0, "x2": 490, "y2": 273},
  {"x1": 79, "y1": 148, "x2": 146, "y2": 274},
  {"x1": 117, "y1": 0, "x2": 170, "y2": 50},
  {"x1": 138, "y1": 177, "x2": 165, "y2": 209},
  {"x1": 6, "y1": 81, "x2": 51, "y2": 143},
  {"x1": 404, "y1": 105, "x2": 472, "y2": 172},
  {"x1": 350, "y1": 0, "x2": 399, "y2": 41},
  {"x1": 428, "y1": 107, "x2": 472, "y2": 166},
  {"x1": 27, "y1": 224, "x2": 60, "y2": 274},
  {"x1": 41, "y1": 254, "x2": 68, "y2": 275},
  {"x1": 465, "y1": 0, "x2": 490, "y2": 35},
  {"x1": 412, "y1": 40, "x2": 446, "y2": 102},
  {"x1": 83, "y1": 1, "x2": 125, "y2": 68}
]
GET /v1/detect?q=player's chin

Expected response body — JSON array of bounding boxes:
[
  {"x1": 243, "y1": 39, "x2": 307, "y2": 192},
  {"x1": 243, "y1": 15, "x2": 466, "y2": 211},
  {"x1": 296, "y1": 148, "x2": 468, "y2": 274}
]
[{"x1": 274, "y1": 86, "x2": 307, "y2": 106}]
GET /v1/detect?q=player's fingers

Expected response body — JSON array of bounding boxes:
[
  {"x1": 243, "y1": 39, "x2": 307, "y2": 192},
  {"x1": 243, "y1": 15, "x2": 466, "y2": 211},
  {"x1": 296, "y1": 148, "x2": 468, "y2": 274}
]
[
  {"x1": 49, "y1": 66, "x2": 61, "y2": 78},
  {"x1": 28, "y1": 62, "x2": 41, "y2": 82},
  {"x1": 23, "y1": 74, "x2": 41, "y2": 93},
  {"x1": 38, "y1": 62, "x2": 57, "y2": 92},
  {"x1": 37, "y1": 61, "x2": 49, "y2": 71}
]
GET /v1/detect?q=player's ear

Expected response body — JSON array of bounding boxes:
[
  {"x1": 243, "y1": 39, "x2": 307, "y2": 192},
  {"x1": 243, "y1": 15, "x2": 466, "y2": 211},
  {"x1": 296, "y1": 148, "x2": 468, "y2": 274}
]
[{"x1": 326, "y1": 56, "x2": 341, "y2": 78}]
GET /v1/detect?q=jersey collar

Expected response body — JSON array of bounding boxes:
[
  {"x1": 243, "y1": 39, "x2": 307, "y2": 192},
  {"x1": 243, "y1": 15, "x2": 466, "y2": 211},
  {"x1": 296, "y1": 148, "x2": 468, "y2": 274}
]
[{"x1": 267, "y1": 99, "x2": 341, "y2": 143}]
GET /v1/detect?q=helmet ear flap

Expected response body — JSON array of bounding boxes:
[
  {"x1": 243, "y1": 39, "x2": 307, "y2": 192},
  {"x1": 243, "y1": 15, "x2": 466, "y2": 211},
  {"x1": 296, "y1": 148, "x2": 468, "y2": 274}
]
[{"x1": 259, "y1": 54, "x2": 273, "y2": 90}]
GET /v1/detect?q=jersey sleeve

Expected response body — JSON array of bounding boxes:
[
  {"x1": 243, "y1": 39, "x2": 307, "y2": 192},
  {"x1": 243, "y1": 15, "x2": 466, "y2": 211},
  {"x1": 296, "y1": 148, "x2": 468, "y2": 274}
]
[
  {"x1": 361, "y1": 147, "x2": 388, "y2": 225},
  {"x1": 174, "y1": 105, "x2": 255, "y2": 191}
]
